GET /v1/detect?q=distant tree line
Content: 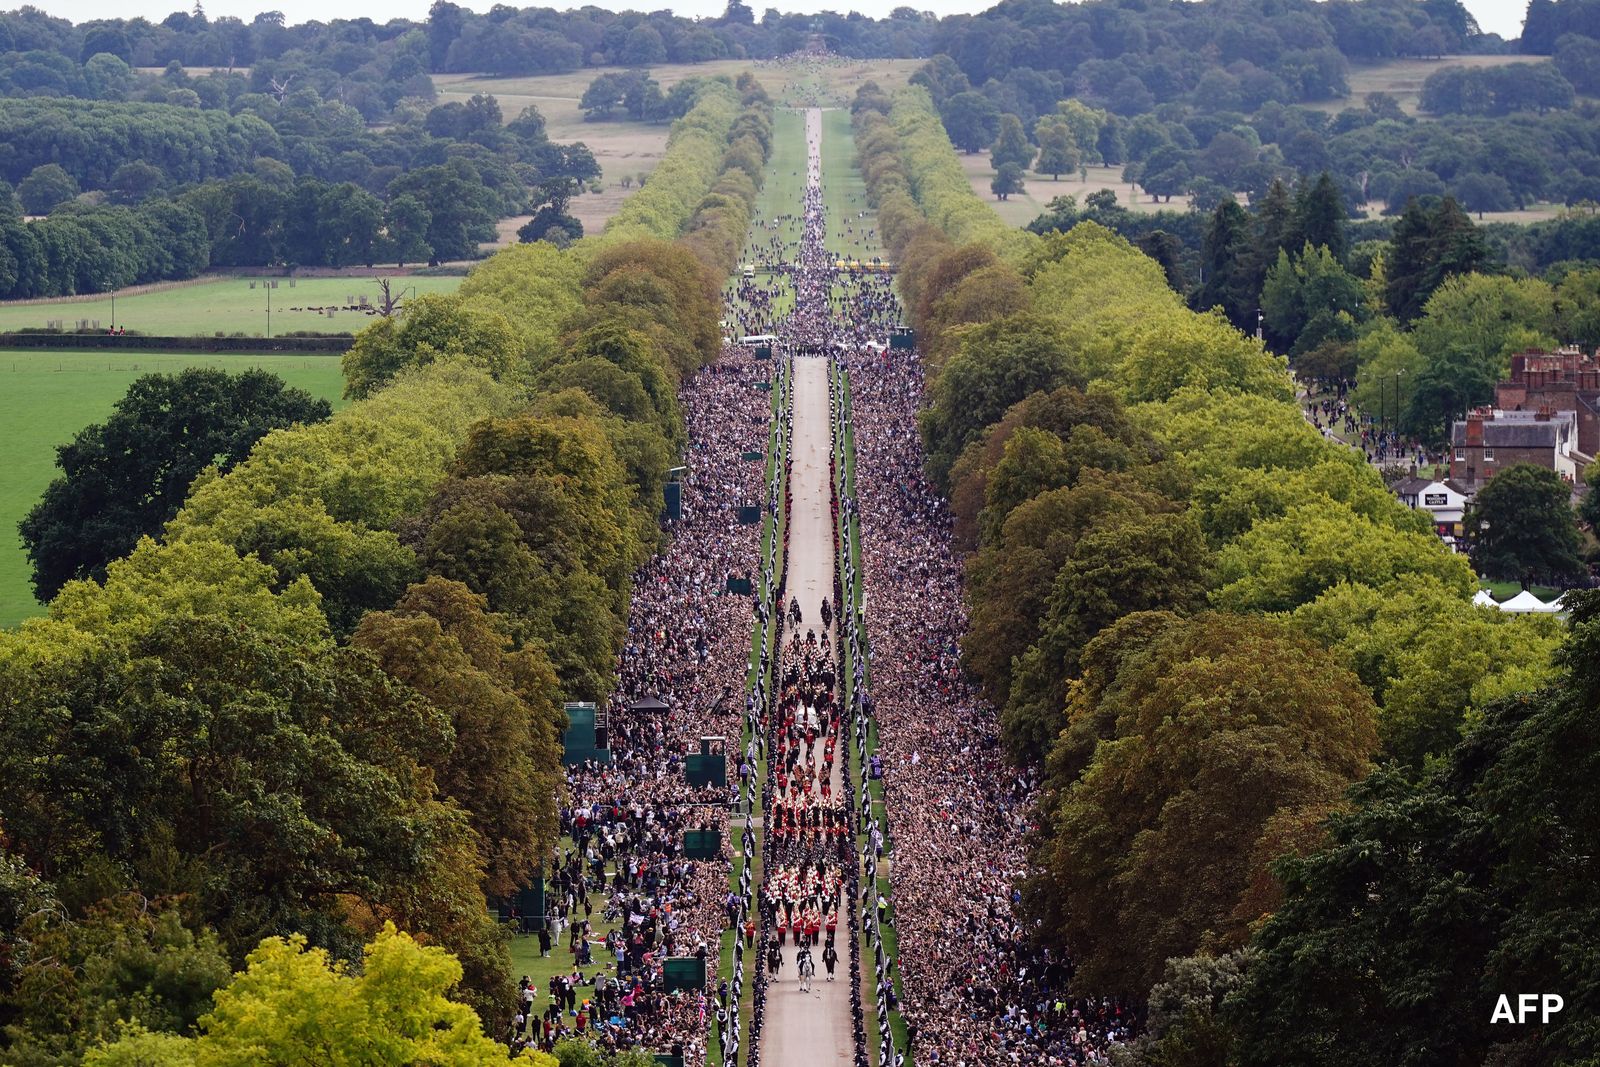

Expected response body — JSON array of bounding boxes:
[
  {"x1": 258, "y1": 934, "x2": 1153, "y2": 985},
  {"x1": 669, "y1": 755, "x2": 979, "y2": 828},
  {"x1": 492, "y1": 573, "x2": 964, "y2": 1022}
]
[
  {"x1": 925, "y1": 0, "x2": 1498, "y2": 118},
  {"x1": 0, "y1": 2, "x2": 938, "y2": 94},
  {"x1": 0, "y1": 87, "x2": 604, "y2": 296},
  {"x1": 914, "y1": 51, "x2": 1600, "y2": 223}
]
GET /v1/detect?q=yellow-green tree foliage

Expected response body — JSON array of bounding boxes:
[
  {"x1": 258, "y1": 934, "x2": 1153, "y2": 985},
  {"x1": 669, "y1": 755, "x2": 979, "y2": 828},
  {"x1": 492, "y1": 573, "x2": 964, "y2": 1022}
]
[
  {"x1": 682, "y1": 84, "x2": 772, "y2": 274},
  {"x1": 341, "y1": 294, "x2": 523, "y2": 400},
  {"x1": 1289, "y1": 579, "x2": 1564, "y2": 767},
  {"x1": 84, "y1": 924, "x2": 553, "y2": 1067},
  {"x1": 587, "y1": 81, "x2": 740, "y2": 253},
  {"x1": 888, "y1": 87, "x2": 1038, "y2": 267},
  {"x1": 456, "y1": 241, "x2": 584, "y2": 362},
  {"x1": 167, "y1": 364, "x2": 519, "y2": 634}
]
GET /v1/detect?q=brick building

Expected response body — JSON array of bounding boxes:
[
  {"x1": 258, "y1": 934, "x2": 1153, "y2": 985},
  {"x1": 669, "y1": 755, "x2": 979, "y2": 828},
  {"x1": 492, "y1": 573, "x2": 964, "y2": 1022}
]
[
  {"x1": 1449, "y1": 407, "x2": 1582, "y2": 491},
  {"x1": 1495, "y1": 347, "x2": 1600, "y2": 458}
]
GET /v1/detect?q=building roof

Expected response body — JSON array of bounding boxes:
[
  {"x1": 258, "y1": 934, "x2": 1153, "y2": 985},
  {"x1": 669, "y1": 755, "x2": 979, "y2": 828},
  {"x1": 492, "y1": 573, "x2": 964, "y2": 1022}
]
[
  {"x1": 1394, "y1": 477, "x2": 1471, "y2": 499},
  {"x1": 1452, "y1": 410, "x2": 1575, "y2": 448}
]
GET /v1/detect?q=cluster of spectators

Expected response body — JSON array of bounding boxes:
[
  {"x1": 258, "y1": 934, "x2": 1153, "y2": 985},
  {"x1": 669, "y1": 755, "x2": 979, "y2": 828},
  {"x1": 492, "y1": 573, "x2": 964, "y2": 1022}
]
[
  {"x1": 1302, "y1": 378, "x2": 1429, "y2": 467},
  {"x1": 508, "y1": 270, "x2": 786, "y2": 1060}
]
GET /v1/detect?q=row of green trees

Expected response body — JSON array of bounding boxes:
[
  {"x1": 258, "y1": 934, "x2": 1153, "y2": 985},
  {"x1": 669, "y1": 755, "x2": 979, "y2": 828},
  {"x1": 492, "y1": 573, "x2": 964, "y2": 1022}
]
[
  {"x1": 0, "y1": 162, "x2": 505, "y2": 299},
  {"x1": 852, "y1": 82, "x2": 1590, "y2": 1061},
  {"x1": 0, "y1": 86, "x2": 607, "y2": 295},
  {"x1": 0, "y1": 74, "x2": 771, "y2": 1065}
]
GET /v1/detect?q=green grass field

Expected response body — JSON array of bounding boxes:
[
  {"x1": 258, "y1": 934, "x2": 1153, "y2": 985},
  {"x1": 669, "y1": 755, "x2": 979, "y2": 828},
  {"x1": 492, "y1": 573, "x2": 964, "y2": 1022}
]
[
  {"x1": 727, "y1": 108, "x2": 807, "y2": 325},
  {"x1": 505, "y1": 840, "x2": 624, "y2": 1030},
  {"x1": 0, "y1": 350, "x2": 347, "y2": 628},
  {"x1": 822, "y1": 109, "x2": 883, "y2": 262},
  {"x1": 0, "y1": 275, "x2": 463, "y2": 337}
]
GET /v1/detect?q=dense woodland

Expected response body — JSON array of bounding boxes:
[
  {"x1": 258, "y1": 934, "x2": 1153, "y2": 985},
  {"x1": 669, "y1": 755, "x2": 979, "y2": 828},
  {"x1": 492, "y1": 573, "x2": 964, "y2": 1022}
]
[
  {"x1": 850, "y1": 79, "x2": 1599, "y2": 1064},
  {"x1": 0, "y1": 81, "x2": 605, "y2": 299}
]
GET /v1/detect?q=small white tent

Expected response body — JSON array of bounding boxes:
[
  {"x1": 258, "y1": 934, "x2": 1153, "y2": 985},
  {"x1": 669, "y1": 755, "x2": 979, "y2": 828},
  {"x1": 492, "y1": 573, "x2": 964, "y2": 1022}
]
[
  {"x1": 1497, "y1": 589, "x2": 1562, "y2": 613},
  {"x1": 1471, "y1": 589, "x2": 1497, "y2": 607}
]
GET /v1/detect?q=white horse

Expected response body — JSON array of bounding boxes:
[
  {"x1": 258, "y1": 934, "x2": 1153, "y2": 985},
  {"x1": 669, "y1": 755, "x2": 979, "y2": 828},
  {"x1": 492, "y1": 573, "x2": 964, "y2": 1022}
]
[{"x1": 796, "y1": 952, "x2": 816, "y2": 992}]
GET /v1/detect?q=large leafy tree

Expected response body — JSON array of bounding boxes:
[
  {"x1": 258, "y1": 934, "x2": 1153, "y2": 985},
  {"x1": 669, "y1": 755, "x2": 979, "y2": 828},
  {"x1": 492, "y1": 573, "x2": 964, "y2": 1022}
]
[
  {"x1": 342, "y1": 293, "x2": 522, "y2": 400},
  {"x1": 1404, "y1": 345, "x2": 1497, "y2": 447},
  {"x1": 1000, "y1": 509, "x2": 1211, "y2": 763},
  {"x1": 966, "y1": 475, "x2": 1172, "y2": 717},
  {"x1": 1260, "y1": 243, "x2": 1365, "y2": 356},
  {"x1": 1034, "y1": 117, "x2": 1079, "y2": 180},
  {"x1": 18, "y1": 368, "x2": 331, "y2": 601},
  {"x1": 1290, "y1": 578, "x2": 1563, "y2": 768},
  {"x1": 1228, "y1": 592, "x2": 1600, "y2": 1067},
  {"x1": 1213, "y1": 500, "x2": 1476, "y2": 613},
  {"x1": 0, "y1": 615, "x2": 466, "y2": 961},
  {"x1": 85, "y1": 925, "x2": 545, "y2": 1067},
  {"x1": 918, "y1": 312, "x2": 1085, "y2": 487},
  {"x1": 1466, "y1": 463, "x2": 1585, "y2": 588},
  {"x1": 1029, "y1": 613, "x2": 1379, "y2": 997},
  {"x1": 990, "y1": 113, "x2": 1035, "y2": 171},
  {"x1": 404, "y1": 412, "x2": 640, "y2": 700},
  {"x1": 991, "y1": 162, "x2": 1026, "y2": 200},
  {"x1": 1, "y1": 900, "x2": 230, "y2": 1063},
  {"x1": 941, "y1": 91, "x2": 1001, "y2": 152},
  {"x1": 352, "y1": 578, "x2": 565, "y2": 898},
  {"x1": 948, "y1": 385, "x2": 1149, "y2": 552}
]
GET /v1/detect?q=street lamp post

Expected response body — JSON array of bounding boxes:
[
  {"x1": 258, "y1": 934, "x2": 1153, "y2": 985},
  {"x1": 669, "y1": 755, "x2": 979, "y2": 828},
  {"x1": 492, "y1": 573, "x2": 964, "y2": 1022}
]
[{"x1": 1395, "y1": 369, "x2": 1404, "y2": 437}]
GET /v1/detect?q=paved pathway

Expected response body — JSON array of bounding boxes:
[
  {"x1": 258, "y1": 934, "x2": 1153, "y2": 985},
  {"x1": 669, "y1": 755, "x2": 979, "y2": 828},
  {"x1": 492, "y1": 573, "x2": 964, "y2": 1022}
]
[
  {"x1": 759, "y1": 107, "x2": 855, "y2": 1067},
  {"x1": 761, "y1": 355, "x2": 852, "y2": 1067}
]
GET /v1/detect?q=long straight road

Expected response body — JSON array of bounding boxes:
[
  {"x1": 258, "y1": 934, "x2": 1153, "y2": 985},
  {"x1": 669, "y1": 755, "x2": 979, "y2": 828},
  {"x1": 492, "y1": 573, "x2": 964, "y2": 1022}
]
[
  {"x1": 761, "y1": 355, "x2": 852, "y2": 1067},
  {"x1": 759, "y1": 108, "x2": 856, "y2": 1067}
]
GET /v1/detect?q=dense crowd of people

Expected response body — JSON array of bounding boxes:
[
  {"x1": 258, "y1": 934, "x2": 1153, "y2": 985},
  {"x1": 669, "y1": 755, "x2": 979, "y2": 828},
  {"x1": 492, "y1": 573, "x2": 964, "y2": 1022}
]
[
  {"x1": 502, "y1": 270, "x2": 782, "y2": 1061},
  {"x1": 1302, "y1": 378, "x2": 1429, "y2": 468}
]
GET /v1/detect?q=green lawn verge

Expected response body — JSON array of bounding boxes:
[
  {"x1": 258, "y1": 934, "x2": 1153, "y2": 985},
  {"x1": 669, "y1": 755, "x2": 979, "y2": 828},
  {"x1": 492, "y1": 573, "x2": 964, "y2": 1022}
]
[{"x1": 0, "y1": 275, "x2": 462, "y2": 336}]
